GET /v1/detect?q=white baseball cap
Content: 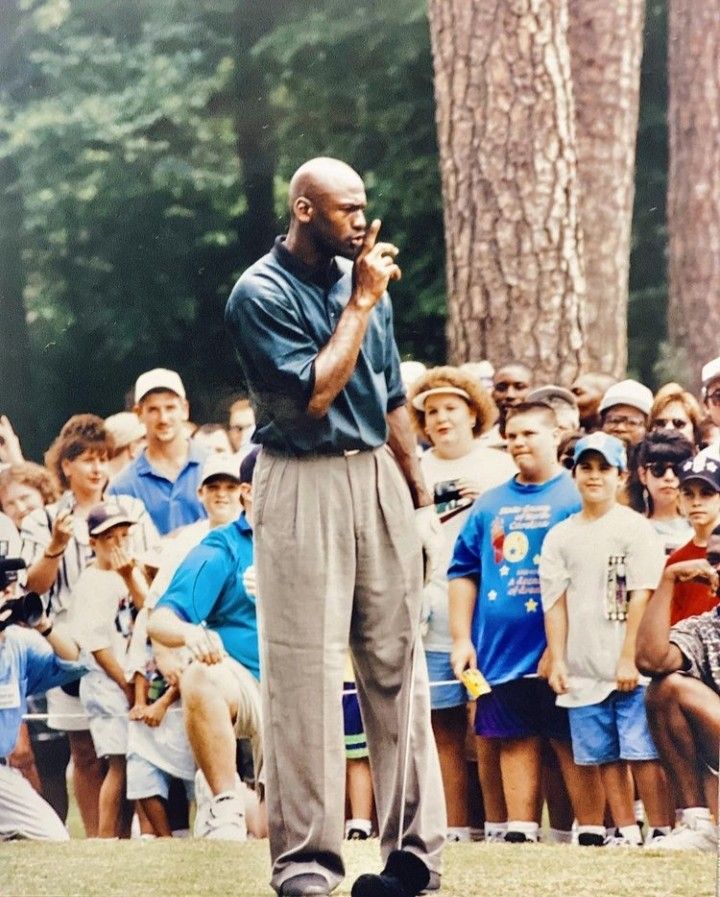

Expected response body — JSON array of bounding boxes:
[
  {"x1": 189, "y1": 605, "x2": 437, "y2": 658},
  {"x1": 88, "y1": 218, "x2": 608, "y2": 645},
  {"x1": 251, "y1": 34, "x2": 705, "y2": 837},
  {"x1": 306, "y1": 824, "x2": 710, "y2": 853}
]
[
  {"x1": 134, "y1": 368, "x2": 186, "y2": 404},
  {"x1": 599, "y1": 379, "x2": 653, "y2": 417},
  {"x1": 701, "y1": 357, "x2": 720, "y2": 388},
  {"x1": 105, "y1": 412, "x2": 146, "y2": 450},
  {"x1": 199, "y1": 453, "x2": 241, "y2": 486}
]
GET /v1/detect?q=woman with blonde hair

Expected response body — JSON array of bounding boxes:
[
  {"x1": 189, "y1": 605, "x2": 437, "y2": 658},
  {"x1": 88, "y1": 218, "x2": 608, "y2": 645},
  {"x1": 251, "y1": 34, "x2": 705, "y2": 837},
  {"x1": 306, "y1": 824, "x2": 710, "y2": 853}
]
[
  {"x1": 649, "y1": 383, "x2": 703, "y2": 448},
  {"x1": 408, "y1": 366, "x2": 516, "y2": 843}
]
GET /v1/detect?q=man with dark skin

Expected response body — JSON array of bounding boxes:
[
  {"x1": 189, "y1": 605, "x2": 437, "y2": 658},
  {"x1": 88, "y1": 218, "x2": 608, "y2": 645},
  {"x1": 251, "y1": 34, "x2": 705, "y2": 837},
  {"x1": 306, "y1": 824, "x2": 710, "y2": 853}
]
[
  {"x1": 570, "y1": 373, "x2": 617, "y2": 433},
  {"x1": 636, "y1": 521, "x2": 720, "y2": 851},
  {"x1": 225, "y1": 158, "x2": 444, "y2": 897},
  {"x1": 491, "y1": 363, "x2": 532, "y2": 438}
]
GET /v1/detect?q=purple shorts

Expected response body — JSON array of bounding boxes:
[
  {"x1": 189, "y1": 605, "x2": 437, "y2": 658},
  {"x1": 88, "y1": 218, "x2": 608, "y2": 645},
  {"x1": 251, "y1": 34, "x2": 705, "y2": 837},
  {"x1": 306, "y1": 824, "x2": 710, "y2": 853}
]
[{"x1": 474, "y1": 677, "x2": 570, "y2": 741}]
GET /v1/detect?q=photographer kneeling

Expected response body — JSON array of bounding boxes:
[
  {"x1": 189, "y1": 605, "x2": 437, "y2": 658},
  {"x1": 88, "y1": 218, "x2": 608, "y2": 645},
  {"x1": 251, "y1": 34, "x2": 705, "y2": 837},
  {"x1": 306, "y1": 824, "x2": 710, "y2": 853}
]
[{"x1": 0, "y1": 515, "x2": 87, "y2": 840}]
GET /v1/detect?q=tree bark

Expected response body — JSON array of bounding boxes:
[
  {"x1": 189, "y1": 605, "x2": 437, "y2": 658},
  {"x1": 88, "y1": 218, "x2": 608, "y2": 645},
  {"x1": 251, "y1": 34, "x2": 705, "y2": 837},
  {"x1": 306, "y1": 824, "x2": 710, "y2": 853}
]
[
  {"x1": 567, "y1": 0, "x2": 645, "y2": 377},
  {"x1": 667, "y1": 0, "x2": 720, "y2": 392},
  {"x1": 428, "y1": 0, "x2": 586, "y2": 383}
]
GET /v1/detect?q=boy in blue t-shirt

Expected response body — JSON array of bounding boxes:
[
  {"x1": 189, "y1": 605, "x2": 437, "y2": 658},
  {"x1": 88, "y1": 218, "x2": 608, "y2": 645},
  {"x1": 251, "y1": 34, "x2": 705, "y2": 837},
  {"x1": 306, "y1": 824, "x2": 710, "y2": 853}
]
[{"x1": 449, "y1": 402, "x2": 604, "y2": 844}]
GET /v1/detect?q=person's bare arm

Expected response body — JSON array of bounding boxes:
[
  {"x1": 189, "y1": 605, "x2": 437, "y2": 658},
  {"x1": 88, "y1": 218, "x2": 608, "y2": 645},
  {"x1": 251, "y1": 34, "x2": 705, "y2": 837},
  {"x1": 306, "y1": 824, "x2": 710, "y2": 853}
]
[
  {"x1": 449, "y1": 577, "x2": 478, "y2": 679},
  {"x1": 147, "y1": 607, "x2": 224, "y2": 665},
  {"x1": 25, "y1": 509, "x2": 74, "y2": 595},
  {"x1": 386, "y1": 404, "x2": 432, "y2": 508},
  {"x1": 307, "y1": 219, "x2": 401, "y2": 418},
  {"x1": 93, "y1": 648, "x2": 133, "y2": 703},
  {"x1": 544, "y1": 594, "x2": 570, "y2": 694},
  {"x1": 616, "y1": 588, "x2": 651, "y2": 691},
  {"x1": 635, "y1": 561, "x2": 716, "y2": 675}
]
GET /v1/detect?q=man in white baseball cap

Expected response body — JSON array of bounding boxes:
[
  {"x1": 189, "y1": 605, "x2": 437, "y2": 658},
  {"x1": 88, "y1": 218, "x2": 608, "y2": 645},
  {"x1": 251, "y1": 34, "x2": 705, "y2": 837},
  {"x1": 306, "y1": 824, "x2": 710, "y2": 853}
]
[
  {"x1": 694, "y1": 357, "x2": 720, "y2": 462},
  {"x1": 107, "y1": 369, "x2": 207, "y2": 535},
  {"x1": 599, "y1": 379, "x2": 654, "y2": 446}
]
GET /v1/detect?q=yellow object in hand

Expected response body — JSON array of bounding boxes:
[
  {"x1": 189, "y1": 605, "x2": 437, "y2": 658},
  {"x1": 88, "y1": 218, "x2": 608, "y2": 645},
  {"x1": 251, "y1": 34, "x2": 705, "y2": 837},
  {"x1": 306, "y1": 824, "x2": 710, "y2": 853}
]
[{"x1": 460, "y1": 669, "x2": 492, "y2": 699}]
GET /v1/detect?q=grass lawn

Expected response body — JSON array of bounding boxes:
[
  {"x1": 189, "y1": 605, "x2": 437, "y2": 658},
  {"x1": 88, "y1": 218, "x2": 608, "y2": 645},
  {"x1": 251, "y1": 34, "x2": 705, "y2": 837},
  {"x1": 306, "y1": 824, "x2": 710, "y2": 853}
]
[{"x1": 2, "y1": 840, "x2": 716, "y2": 897}]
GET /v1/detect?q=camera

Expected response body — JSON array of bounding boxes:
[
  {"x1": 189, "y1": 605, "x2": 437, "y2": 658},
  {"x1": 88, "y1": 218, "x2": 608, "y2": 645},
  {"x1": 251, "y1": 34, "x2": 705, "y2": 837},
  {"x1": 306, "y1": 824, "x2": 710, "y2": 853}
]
[
  {"x1": 0, "y1": 590, "x2": 45, "y2": 631},
  {"x1": 433, "y1": 479, "x2": 462, "y2": 506},
  {"x1": 0, "y1": 556, "x2": 45, "y2": 631}
]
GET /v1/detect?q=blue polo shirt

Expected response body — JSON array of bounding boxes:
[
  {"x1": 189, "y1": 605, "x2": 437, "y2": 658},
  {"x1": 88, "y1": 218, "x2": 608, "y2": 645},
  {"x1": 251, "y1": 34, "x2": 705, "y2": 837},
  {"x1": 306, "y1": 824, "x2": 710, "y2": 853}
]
[
  {"x1": 0, "y1": 627, "x2": 87, "y2": 757},
  {"x1": 107, "y1": 441, "x2": 207, "y2": 536},
  {"x1": 224, "y1": 237, "x2": 406, "y2": 456},
  {"x1": 155, "y1": 514, "x2": 259, "y2": 679}
]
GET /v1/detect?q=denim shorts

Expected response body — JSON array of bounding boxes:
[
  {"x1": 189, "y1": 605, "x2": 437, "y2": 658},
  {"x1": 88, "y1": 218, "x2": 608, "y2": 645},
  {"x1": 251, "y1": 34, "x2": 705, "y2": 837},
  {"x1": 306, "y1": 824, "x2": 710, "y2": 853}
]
[
  {"x1": 568, "y1": 686, "x2": 658, "y2": 765},
  {"x1": 425, "y1": 651, "x2": 469, "y2": 710},
  {"x1": 126, "y1": 753, "x2": 195, "y2": 802},
  {"x1": 474, "y1": 677, "x2": 570, "y2": 740}
]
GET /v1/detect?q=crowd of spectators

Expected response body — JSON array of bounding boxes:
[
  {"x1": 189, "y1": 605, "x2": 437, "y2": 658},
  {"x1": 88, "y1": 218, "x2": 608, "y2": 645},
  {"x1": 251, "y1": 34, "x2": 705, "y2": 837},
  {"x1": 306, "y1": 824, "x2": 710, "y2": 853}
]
[{"x1": 3, "y1": 354, "x2": 720, "y2": 855}]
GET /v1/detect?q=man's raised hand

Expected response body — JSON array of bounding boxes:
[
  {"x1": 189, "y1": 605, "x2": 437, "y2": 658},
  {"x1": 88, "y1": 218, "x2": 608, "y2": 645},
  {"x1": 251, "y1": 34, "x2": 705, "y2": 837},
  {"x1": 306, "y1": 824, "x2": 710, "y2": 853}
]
[{"x1": 351, "y1": 218, "x2": 401, "y2": 310}]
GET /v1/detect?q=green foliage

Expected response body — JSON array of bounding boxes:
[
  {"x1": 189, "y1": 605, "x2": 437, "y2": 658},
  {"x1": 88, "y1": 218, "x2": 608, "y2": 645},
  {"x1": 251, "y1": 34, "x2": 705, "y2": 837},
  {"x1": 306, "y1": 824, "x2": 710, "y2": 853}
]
[{"x1": 0, "y1": 0, "x2": 670, "y2": 456}]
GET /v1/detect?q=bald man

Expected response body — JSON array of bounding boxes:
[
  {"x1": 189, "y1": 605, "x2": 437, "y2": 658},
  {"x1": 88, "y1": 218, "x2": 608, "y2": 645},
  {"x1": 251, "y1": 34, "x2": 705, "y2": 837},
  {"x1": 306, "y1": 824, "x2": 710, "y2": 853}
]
[{"x1": 225, "y1": 158, "x2": 444, "y2": 897}]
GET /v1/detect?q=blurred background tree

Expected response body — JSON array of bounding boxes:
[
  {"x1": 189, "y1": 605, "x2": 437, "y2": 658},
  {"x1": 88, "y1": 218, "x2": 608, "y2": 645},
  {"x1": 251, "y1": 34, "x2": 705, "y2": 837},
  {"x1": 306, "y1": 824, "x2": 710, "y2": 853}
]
[{"x1": 0, "y1": 0, "x2": 672, "y2": 458}]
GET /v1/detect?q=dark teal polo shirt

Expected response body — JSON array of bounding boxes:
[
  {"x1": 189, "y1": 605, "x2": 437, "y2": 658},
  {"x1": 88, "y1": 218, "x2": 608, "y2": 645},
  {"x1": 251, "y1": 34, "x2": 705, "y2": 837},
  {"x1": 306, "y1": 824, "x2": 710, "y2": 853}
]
[{"x1": 224, "y1": 237, "x2": 406, "y2": 456}]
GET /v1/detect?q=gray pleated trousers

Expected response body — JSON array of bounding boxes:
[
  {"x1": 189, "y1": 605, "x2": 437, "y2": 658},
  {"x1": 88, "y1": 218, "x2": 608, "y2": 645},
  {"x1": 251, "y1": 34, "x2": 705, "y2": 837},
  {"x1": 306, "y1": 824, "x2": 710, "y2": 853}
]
[{"x1": 253, "y1": 446, "x2": 445, "y2": 893}]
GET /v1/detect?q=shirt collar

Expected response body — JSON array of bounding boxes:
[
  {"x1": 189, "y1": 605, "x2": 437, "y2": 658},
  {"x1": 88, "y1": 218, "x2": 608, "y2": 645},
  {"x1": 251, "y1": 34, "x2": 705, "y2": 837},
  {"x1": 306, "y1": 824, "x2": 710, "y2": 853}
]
[
  {"x1": 136, "y1": 441, "x2": 206, "y2": 477},
  {"x1": 272, "y1": 236, "x2": 341, "y2": 289}
]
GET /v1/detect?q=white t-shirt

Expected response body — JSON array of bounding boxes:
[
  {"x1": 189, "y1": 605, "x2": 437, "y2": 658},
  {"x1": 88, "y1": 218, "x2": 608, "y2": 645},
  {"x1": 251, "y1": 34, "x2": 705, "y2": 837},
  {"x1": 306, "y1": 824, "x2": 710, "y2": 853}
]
[
  {"x1": 540, "y1": 504, "x2": 665, "y2": 708},
  {"x1": 420, "y1": 441, "x2": 517, "y2": 652},
  {"x1": 147, "y1": 519, "x2": 211, "y2": 607},
  {"x1": 72, "y1": 566, "x2": 135, "y2": 671}
]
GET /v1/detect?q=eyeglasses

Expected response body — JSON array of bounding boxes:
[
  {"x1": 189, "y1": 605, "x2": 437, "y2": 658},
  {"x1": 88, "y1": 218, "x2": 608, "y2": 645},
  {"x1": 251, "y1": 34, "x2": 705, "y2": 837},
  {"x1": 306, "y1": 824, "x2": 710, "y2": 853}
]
[
  {"x1": 644, "y1": 461, "x2": 683, "y2": 479},
  {"x1": 706, "y1": 390, "x2": 720, "y2": 407},
  {"x1": 652, "y1": 417, "x2": 690, "y2": 431},
  {"x1": 494, "y1": 381, "x2": 529, "y2": 393},
  {"x1": 604, "y1": 414, "x2": 645, "y2": 429}
]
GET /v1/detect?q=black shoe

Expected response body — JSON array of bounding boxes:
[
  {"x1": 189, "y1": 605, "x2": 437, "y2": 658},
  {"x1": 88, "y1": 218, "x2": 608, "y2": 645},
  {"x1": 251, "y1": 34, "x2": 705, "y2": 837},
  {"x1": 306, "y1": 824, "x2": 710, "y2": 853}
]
[
  {"x1": 504, "y1": 831, "x2": 532, "y2": 843},
  {"x1": 577, "y1": 832, "x2": 605, "y2": 847},
  {"x1": 351, "y1": 849, "x2": 430, "y2": 897},
  {"x1": 279, "y1": 873, "x2": 330, "y2": 897},
  {"x1": 347, "y1": 827, "x2": 370, "y2": 840}
]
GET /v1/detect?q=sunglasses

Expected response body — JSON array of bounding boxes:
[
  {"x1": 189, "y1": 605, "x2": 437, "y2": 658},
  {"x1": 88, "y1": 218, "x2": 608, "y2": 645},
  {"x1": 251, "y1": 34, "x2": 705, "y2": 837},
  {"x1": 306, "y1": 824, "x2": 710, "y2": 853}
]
[
  {"x1": 652, "y1": 417, "x2": 690, "y2": 431},
  {"x1": 706, "y1": 390, "x2": 720, "y2": 407},
  {"x1": 494, "y1": 381, "x2": 528, "y2": 393},
  {"x1": 644, "y1": 461, "x2": 683, "y2": 478},
  {"x1": 561, "y1": 455, "x2": 575, "y2": 470}
]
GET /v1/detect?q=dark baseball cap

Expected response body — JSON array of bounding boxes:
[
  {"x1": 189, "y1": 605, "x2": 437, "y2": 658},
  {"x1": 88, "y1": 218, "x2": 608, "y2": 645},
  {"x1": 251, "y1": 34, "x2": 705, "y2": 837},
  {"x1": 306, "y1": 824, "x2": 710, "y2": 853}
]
[
  {"x1": 87, "y1": 502, "x2": 137, "y2": 537},
  {"x1": 239, "y1": 446, "x2": 261, "y2": 485},
  {"x1": 678, "y1": 457, "x2": 720, "y2": 493}
]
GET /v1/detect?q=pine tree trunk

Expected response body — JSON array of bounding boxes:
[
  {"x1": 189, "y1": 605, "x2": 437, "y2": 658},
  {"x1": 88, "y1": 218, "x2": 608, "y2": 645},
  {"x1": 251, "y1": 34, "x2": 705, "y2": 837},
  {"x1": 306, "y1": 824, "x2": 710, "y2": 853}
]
[
  {"x1": 428, "y1": 0, "x2": 586, "y2": 383},
  {"x1": 667, "y1": 0, "x2": 720, "y2": 391},
  {"x1": 567, "y1": 0, "x2": 645, "y2": 377}
]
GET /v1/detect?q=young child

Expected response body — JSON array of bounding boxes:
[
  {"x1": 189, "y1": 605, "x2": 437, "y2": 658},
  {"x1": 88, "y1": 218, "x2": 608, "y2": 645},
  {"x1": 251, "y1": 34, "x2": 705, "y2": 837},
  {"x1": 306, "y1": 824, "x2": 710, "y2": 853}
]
[
  {"x1": 75, "y1": 502, "x2": 150, "y2": 838},
  {"x1": 124, "y1": 606, "x2": 195, "y2": 837},
  {"x1": 665, "y1": 456, "x2": 720, "y2": 624},
  {"x1": 540, "y1": 432, "x2": 671, "y2": 846}
]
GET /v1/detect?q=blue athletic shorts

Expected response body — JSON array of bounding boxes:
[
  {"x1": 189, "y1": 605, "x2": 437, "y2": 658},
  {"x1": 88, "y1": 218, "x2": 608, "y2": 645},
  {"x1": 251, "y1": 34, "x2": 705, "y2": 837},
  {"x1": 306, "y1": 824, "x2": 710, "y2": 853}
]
[
  {"x1": 474, "y1": 677, "x2": 570, "y2": 740},
  {"x1": 425, "y1": 650, "x2": 469, "y2": 710},
  {"x1": 343, "y1": 684, "x2": 368, "y2": 760},
  {"x1": 568, "y1": 686, "x2": 658, "y2": 765}
]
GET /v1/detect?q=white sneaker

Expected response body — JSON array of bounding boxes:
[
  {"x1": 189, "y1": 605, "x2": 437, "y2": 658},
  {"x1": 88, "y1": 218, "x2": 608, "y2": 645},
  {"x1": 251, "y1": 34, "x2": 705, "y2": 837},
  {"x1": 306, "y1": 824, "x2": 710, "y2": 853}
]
[
  {"x1": 651, "y1": 820, "x2": 716, "y2": 852},
  {"x1": 204, "y1": 794, "x2": 247, "y2": 842},
  {"x1": 603, "y1": 834, "x2": 642, "y2": 848},
  {"x1": 193, "y1": 769, "x2": 245, "y2": 839}
]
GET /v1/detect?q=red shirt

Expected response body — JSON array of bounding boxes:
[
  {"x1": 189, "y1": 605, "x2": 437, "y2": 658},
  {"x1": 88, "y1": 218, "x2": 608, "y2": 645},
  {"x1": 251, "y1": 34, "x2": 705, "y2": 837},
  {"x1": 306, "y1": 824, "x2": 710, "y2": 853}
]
[{"x1": 667, "y1": 539, "x2": 719, "y2": 625}]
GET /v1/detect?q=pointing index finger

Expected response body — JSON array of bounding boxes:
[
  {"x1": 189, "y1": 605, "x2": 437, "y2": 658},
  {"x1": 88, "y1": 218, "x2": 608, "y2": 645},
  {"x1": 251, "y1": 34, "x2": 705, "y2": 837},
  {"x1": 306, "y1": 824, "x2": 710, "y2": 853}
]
[{"x1": 359, "y1": 218, "x2": 381, "y2": 256}]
